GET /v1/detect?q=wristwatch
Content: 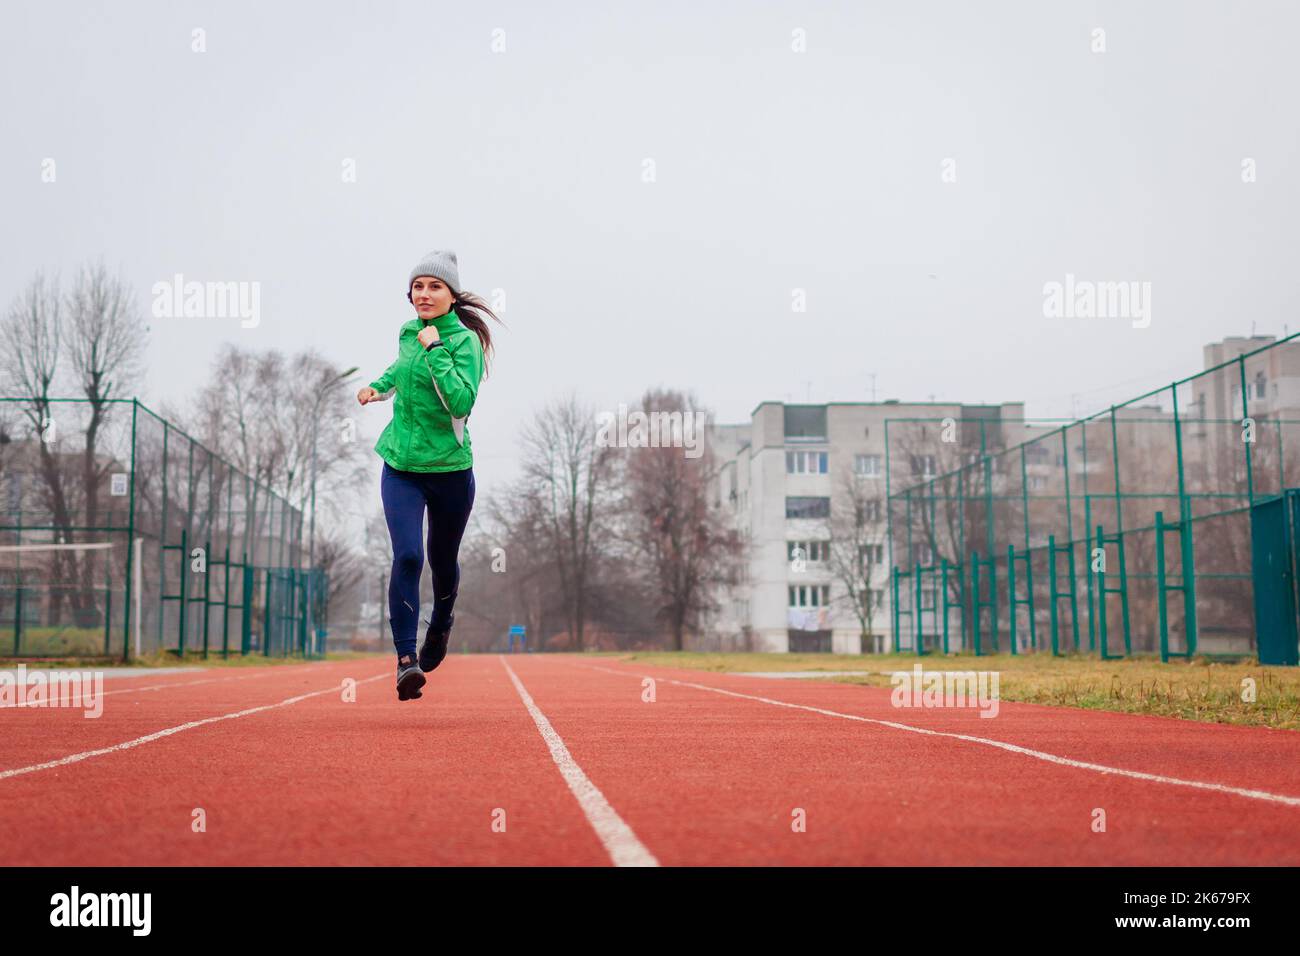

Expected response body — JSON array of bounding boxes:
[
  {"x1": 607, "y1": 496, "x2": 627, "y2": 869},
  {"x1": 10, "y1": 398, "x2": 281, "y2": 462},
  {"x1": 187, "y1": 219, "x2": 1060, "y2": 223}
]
[{"x1": 424, "y1": 338, "x2": 444, "y2": 352}]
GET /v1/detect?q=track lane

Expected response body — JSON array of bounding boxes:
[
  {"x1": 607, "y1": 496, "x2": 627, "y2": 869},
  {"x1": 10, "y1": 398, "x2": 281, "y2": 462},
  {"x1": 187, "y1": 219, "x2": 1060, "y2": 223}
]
[
  {"x1": 0, "y1": 661, "x2": 365, "y2": 769},
  {"x1": 507, "y1": 656, "x2": 1300, "y2": 865},
  {"x1": 6, "y1": 652, "x2": 1299, "y2": 866},
  {"x1": 579, "y1": 659, "x2": 1300, "y2": 795},
  {"x1": 0, "y1": 656, "x2": 611, "y2": 865}
]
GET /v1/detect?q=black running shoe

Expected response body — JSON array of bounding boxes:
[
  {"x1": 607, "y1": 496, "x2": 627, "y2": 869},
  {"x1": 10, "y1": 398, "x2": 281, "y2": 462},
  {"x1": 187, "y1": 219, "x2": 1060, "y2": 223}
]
[
  {"x1": 396, "y1": 653, "x2": 426, "y2": 700},
  {"x1": 418, "y1": 612, "x2": 454, "y2": 673}
]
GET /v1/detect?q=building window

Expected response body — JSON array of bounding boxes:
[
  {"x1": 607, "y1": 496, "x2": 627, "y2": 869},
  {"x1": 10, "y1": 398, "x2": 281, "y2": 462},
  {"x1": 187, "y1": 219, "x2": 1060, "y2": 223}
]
[
  {"x1": 864, "y1": 500, "x2": 882, "y2": 522},
  {"x1": 859, "y1": 543, "x2": 884, "y2": 564},
  {"x1": 786, "y1": 450, "x2": 828, "y2": 474},
  {"x1": 854, "y1": 454, "x2": 882, "y2": 477},
  {"x1": 911, "y1": 454, "x2": 936, "y2": 477},
  {"x1": 788, "y1": 540, "x2": 828, "y2": 562},
  {"x1": 788, "y1": 584, "x2": 831, "y2": 608},
  {"x1": 1255, "y1": 372, "x2": 1267, "y2": 400},
  {"x1": 784, "y1": 405, "x2": 827, "y2": 441},
  {"x1": 786, "y1": 496, "x2": 830, "y2": 519}
]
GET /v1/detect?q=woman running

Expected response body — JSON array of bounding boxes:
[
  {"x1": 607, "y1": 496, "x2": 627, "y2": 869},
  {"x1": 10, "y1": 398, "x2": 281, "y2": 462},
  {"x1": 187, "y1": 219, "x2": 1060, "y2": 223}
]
[{"x1": 356, "y1": 250, "x2": 500, "y2": 701}]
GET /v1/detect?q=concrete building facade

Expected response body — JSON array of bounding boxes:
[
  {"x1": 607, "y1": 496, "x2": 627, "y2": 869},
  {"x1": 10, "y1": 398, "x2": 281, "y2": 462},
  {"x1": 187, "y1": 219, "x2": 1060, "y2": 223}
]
[
  {"x1": 702, "y1": 333, "x2": 1300, "y2": 655},
  {"x1": 705, "y1": 399, "x2": 1027, "y2": 653}
]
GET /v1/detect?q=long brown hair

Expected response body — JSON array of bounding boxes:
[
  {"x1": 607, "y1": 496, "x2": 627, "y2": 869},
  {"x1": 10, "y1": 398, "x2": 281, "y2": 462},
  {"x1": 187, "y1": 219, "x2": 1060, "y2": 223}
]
[{"x1": 450, "y1": 289, "x2": 504, "y2": 378}]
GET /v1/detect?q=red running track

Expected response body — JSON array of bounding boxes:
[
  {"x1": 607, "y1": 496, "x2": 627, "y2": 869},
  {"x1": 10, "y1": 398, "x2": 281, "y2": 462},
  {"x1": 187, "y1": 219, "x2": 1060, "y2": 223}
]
[{"x1": 2, "y1": 654, "x2": 1298, "y2": 866}]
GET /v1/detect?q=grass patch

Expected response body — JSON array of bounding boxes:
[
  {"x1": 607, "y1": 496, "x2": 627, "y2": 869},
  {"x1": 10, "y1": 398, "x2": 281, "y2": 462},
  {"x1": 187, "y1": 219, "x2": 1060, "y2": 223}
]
[
  {"x1": 597, "y1": 650, "x2": 1300, "y2": 731},
  {"x1": 4, "y1": 626, "x2": 109, "y2": 656},
  {"x1": 0, "y1": 649, "x2": 370, "y2": 669}
]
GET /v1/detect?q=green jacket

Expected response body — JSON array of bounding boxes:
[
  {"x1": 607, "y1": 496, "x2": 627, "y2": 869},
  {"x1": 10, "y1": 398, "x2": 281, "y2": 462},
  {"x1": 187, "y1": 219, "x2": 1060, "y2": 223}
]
[{"x1": 368, "y1": 307, "x2": 484, "y2": 472}]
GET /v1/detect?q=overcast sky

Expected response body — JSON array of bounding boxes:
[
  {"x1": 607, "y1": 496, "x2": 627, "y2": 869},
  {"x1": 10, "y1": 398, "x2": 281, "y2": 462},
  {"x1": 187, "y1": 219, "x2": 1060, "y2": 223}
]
[{"x1": 4, "y1": 0, "x2": 1298, "y2": 508}]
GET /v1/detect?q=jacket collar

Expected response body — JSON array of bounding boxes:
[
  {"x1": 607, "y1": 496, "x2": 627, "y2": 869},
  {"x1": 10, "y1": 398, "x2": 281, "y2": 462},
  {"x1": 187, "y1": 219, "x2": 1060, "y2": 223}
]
[{"x1": 404, "y1": 307, "x2": 463, "y2": 338}]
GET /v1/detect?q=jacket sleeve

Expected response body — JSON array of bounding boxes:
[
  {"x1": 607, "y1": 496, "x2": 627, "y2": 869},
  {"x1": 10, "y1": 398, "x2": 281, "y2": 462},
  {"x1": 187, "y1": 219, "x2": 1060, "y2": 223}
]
[
  {"x1": 421, "y1": 334, "x2": 483, "y2": 419},
  {"x1": 368, "y1": 359, "x2": 399, "y2": 400}
]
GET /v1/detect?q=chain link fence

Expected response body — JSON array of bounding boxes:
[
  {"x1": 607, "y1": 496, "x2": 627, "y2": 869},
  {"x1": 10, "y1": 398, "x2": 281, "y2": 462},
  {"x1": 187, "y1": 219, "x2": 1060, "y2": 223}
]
[
  {"x1": 0, "y1": 397, "x2": 326, "y2": 659},
  {"x1": 887, "y1": 335, "x2": 1300, "y2": 659}
]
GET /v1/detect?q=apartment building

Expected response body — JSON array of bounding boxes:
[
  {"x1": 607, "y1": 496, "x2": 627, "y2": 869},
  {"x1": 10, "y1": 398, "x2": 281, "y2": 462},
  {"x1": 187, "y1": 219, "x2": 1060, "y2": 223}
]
[
  {"x1": 703, "y1": 334, "x2": 1300, "y2": 655},
  {"x1": 706, "y1": 400, "x2": 1027, "y2": 653},
  {"x1": 1201, "y1": 335, "x2": 1300, "y2": 421}
]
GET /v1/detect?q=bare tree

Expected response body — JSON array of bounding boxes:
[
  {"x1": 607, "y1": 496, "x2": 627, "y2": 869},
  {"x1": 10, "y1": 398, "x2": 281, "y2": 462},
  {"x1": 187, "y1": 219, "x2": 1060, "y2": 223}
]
[
  {"x1": 0, "y1": 272, "x2": 78, "y2": 624},
  {"x1": 825, "y1": 460, "x2": 889, "y2": 652},
  {"x1": 0, "y1": 271, "x2": 63, "y2": 402},
  {"x1": 518, "y1": 392, "x2": 617, "y2": 651},
  {"x1": 889, "y1": 419, "x2": 1000, "y2": 647},
  {"x1": 63, "y1": 261, "x2": 147, "y2": 624},
  {"x1": 311, "y1": 522, "x2": 365, "y2": 641},
  {"x1": 613, "y1": 387, "x2": 743, "y2": 651},
  {"x1": 182, "y1": 345, "x2": 288, "y2": 568},
  {"x1": 476, "y1": 474, "x2": 560, "y2": 649},
  {"x1": 0, "y1": 400, "x2": 21, "y2": 477},
  {"x1": 463, "y1": 461, "x2": 667, "y2": 653},
  {"x1": 181, "y1": 344, "x2": 367, "y2": 562},
  {"x1": 348, "y1": 505, "x2": 395, "y2": 649}
]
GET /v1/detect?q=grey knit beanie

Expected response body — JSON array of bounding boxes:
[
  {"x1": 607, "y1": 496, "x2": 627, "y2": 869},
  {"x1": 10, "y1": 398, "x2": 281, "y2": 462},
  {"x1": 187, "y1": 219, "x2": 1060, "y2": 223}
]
[{"x1": 408, "y1": 250, "x2": 460, "y2": 294}]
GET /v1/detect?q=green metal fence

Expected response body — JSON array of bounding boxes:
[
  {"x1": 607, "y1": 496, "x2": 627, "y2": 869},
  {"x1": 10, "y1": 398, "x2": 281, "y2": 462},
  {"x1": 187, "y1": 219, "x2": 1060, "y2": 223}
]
[
  {"x1": 886, "y1": 335, "x2": 1300, "y2": 660},
  {"x1": 0, "y1": 396, "x2": 326, "y2": 659}
]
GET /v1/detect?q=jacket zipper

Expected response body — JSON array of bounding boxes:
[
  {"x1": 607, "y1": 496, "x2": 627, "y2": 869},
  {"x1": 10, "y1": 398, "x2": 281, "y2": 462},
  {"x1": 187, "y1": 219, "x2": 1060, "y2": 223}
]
[{"x1": 401, "y1": 330, "x2": 419, "y2": 466}]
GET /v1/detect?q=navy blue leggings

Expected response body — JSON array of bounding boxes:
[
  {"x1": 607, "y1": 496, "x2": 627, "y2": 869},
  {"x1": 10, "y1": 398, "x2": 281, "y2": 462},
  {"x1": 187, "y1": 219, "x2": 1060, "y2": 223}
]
[{"x1": 380, "y1": 462, "x2": 475, "y2": 659}]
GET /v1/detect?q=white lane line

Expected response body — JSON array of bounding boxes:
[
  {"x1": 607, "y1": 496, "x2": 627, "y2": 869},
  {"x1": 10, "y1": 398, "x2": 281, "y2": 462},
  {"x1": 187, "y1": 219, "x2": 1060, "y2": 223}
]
[
  {"x1": 4, "y1": 662, "x2": 348, "y2": 707},
  {"x1": 0, "y1": 673, "x2": 389, "y2": 781},
  {"x1": 499, "y1": 656, "x2": 659, "y2": 867},
  {"x1": 32, "y1": 667, "x2": 208, "y2": 678},
  {"x1": 580, "y1": 663, "x2": 1300, "y2": 810},
  {"x1": 12, "y1": 674, "x2": 254, "y2": 707}
]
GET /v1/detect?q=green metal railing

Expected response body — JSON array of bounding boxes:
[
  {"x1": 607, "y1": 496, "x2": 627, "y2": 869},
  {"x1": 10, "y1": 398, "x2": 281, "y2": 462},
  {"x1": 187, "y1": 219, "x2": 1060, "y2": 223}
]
[
  {"x1": 0, "y1": 396, "x2": 327, "y2": 660},
  {"x1": 885, "y1": 333, "x2": 1300, "y2": 658}
]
